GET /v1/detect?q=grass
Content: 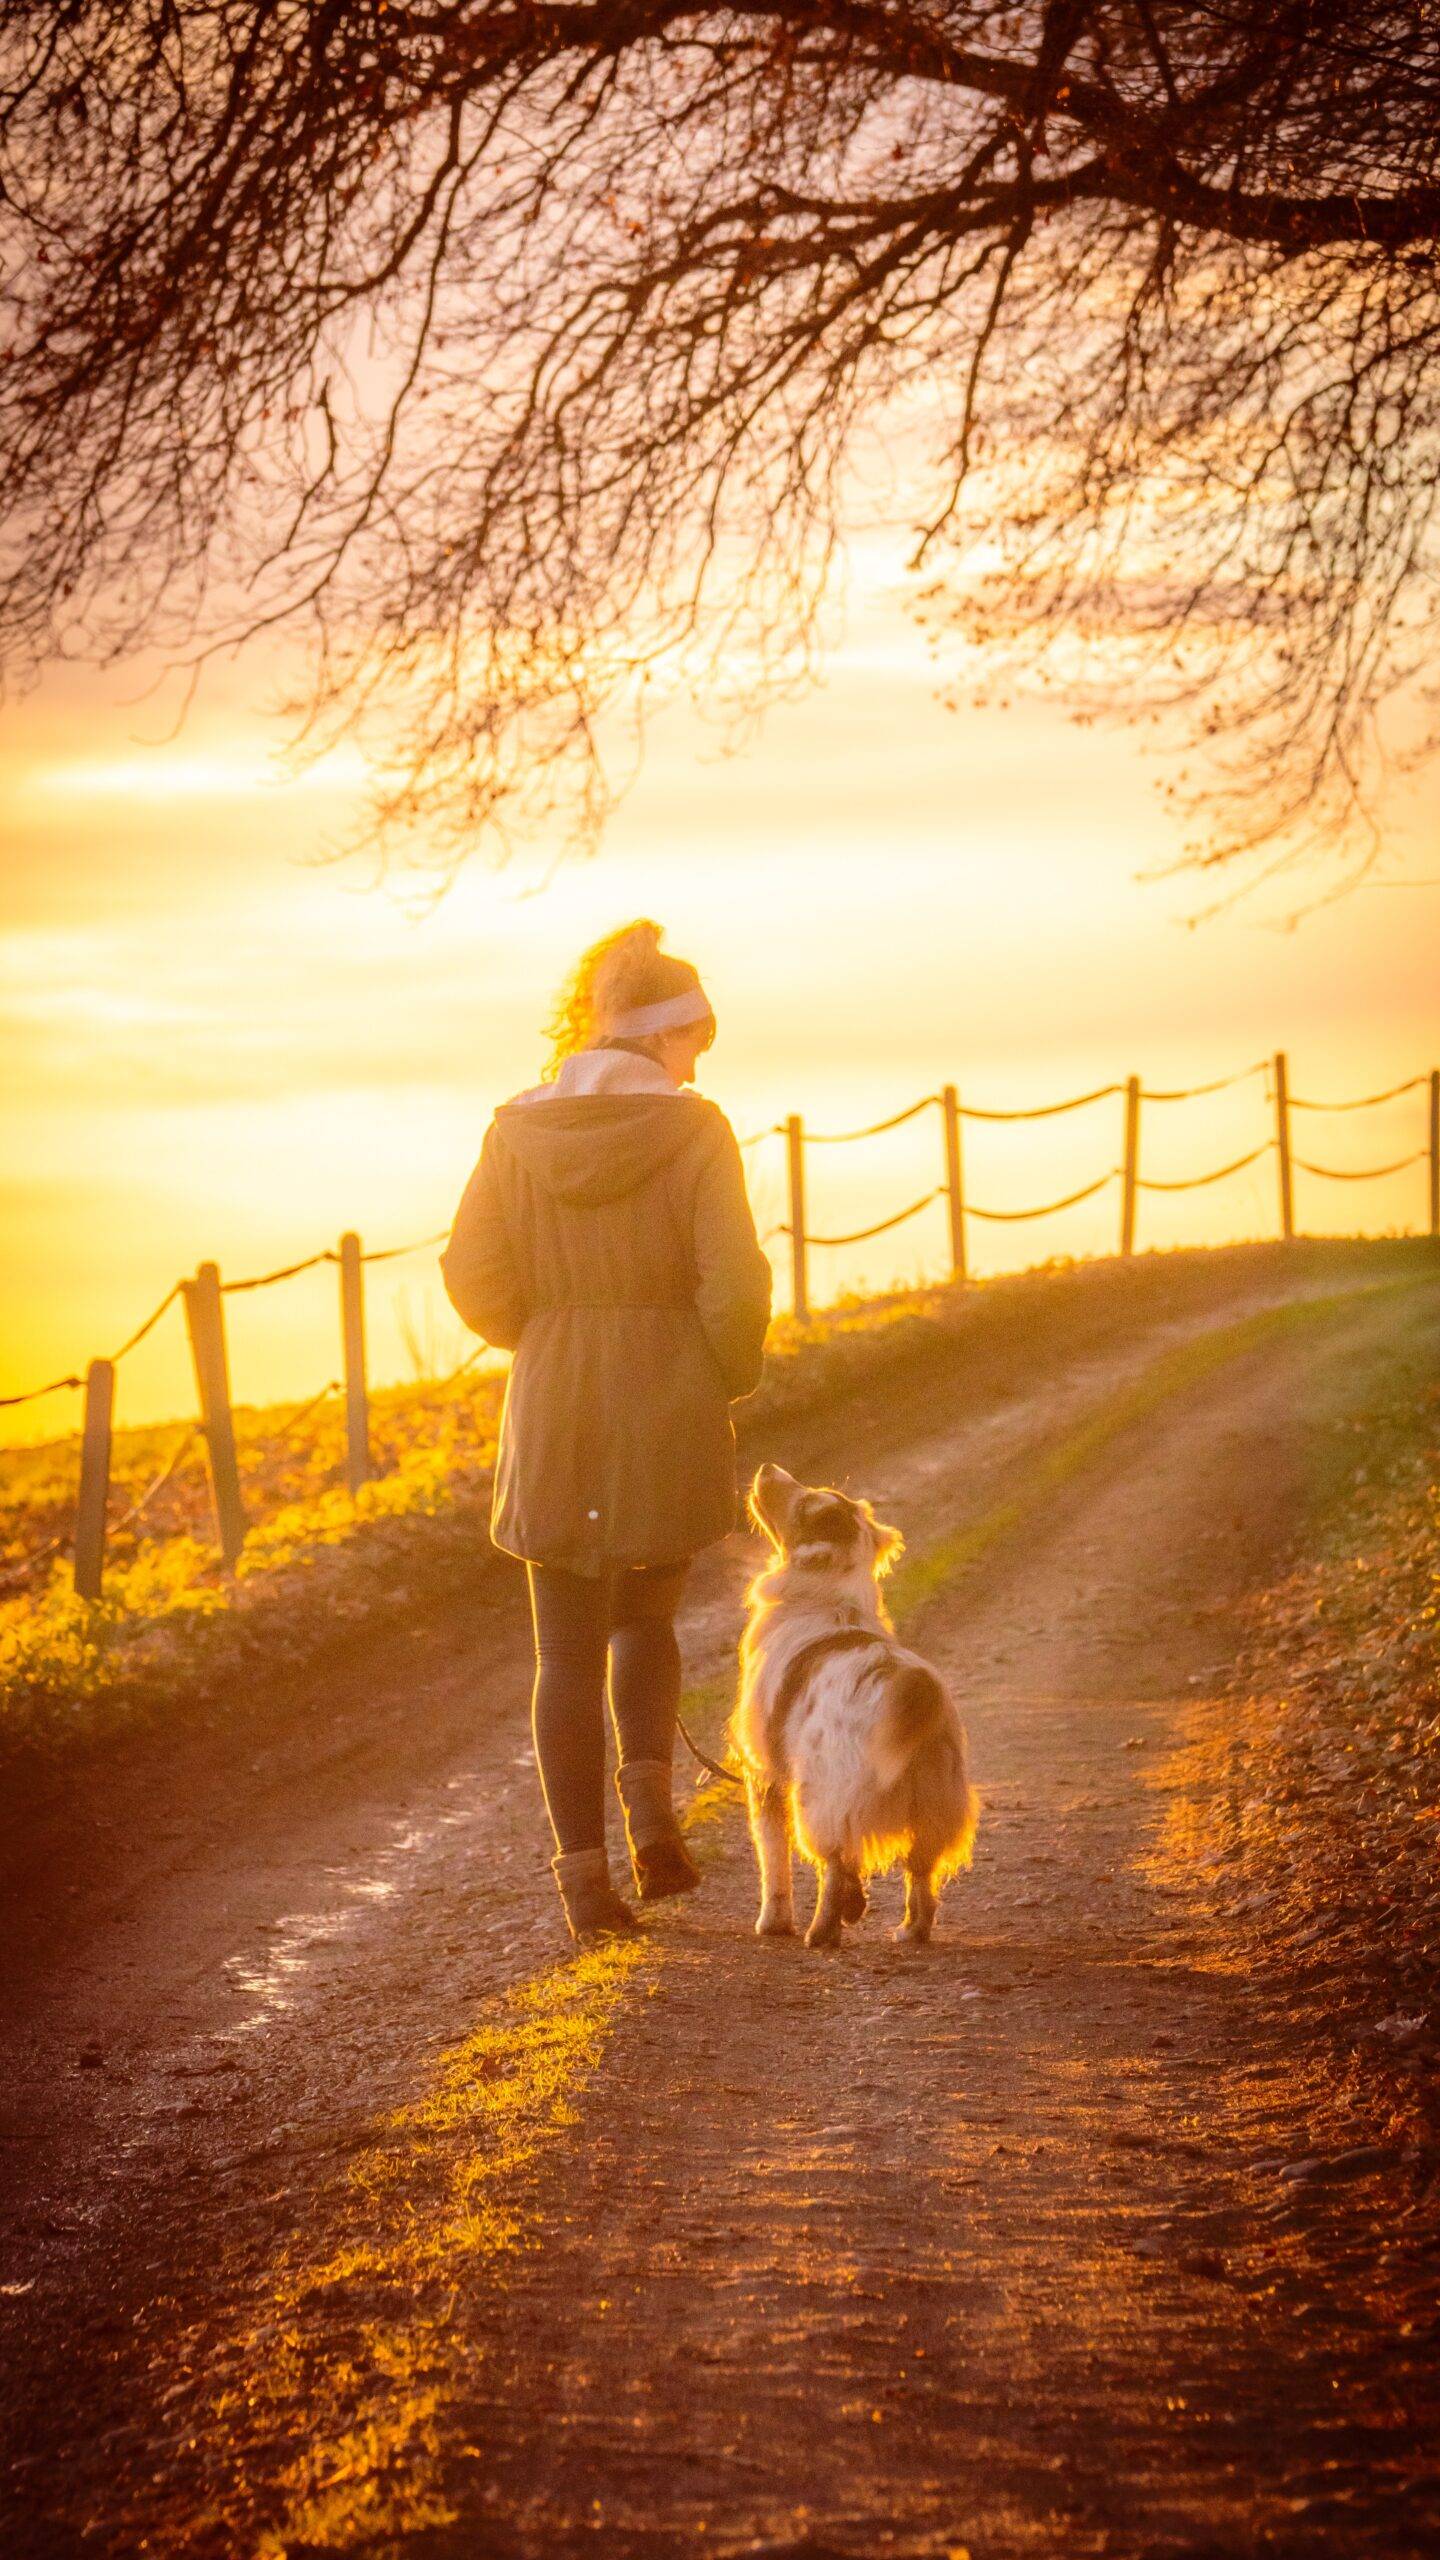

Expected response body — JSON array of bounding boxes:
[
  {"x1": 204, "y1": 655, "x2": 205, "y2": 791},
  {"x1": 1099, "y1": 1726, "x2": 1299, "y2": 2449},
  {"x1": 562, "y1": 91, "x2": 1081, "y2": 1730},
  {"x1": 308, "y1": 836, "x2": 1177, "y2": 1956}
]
[
  {"x1": 1172, "y1": 1361, "x2": 1440, "y2": 2158},
  {"x1": 2, "y1": 1237, "x2": 1433, "y2": 1761},
  {"x1": 0, "y1": 1363, "x2": 505, "y2": 1759},
  {"x1": 887, "y1": 1285, "x2": 1382, "y2": 1619}
]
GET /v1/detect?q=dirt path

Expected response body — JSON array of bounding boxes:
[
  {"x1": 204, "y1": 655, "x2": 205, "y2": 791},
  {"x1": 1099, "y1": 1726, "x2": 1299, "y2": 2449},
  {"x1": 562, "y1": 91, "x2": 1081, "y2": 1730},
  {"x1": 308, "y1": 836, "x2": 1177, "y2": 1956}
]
[{"x1": 3, "y1": 1266, "x2": 1437, "y2": 2556}]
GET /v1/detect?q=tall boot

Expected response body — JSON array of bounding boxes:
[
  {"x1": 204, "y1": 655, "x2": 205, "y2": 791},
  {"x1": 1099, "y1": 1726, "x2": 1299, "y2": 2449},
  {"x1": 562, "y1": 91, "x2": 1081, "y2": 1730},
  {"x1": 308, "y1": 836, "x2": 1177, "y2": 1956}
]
[
  {"x1": 616, "y1": 1758, "x2": 701, "y2": 1903},
  {"x1": 550, "y1": 1846, "x2": 641, "y2": 1944}
]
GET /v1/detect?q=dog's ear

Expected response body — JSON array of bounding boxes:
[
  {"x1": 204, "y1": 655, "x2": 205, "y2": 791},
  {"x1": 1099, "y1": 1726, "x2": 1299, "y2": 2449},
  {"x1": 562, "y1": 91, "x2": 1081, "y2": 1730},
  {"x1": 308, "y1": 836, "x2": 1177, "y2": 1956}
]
[{"x1": 858, "y1": 1501, "x2": 905, "y2": 1575}]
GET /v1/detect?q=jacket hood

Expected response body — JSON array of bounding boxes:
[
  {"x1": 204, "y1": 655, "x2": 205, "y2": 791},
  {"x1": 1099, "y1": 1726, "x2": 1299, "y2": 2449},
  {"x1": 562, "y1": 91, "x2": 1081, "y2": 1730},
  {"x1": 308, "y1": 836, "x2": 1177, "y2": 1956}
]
[{"x1": 494, "y1": 1052, "x2": 718, "y2": 1205}]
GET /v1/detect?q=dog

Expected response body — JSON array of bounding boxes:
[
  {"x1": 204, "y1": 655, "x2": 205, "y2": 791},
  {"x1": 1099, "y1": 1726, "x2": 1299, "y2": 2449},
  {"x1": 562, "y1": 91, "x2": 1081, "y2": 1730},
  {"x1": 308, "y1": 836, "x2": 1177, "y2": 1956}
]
[{"x1": 732, "y1": 1463, "x2": 978, "y2": 1949}]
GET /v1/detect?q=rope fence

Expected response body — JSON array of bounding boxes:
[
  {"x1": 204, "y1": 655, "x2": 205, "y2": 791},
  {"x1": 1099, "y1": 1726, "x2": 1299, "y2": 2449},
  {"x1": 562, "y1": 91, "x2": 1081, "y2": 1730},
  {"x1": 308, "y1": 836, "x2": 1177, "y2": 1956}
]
[
  {"x1": 106, "y1": 1425, "x2": 200, "y2": 1541},
  {"x1": 804, "y1": 1097, "x2": 943, "y2": 1144},
  {"x1": 955, "y1": 1083, "x2": 1121, "y2": 1123},
  {"x1": 2, "y1": 1054, "x2": 1436, "y2": 1600},
  {"x1": 1290, "y1": 1075, "x2": 1428, "y2": 1113},
  {"x1": 360, "y1": 1228, "x2": 451, "y2": 1267},
  {"x1": 1139, "y1": 1062, "x2": 1268, "y2": 1103},
  {"x1": 967, "y1": 1170, "x2": 1119, "y2": 1222},
  {"x1": 788, "y1": 1186, "x2": 946, "y2": 1248},
  {"x1": 221, "y1": 1249, "x2": 335, "y2": 1295},
  {"x1": 264, "y1": 1379, "x2": 343, "y2": 1446},
  {"x1": 1136, "y1": 1145, "x2": 1270, "y2": 1194},
  {"x1": 1293, "y1": 1149, "x2": 1428, "y2": 1182},
  {"x1": 0, "y1": 1218, "x2": 480, "y2": 1605},
  {"x1": 760, "y1": 1057, "x2": 1438, "y2": 1321}
]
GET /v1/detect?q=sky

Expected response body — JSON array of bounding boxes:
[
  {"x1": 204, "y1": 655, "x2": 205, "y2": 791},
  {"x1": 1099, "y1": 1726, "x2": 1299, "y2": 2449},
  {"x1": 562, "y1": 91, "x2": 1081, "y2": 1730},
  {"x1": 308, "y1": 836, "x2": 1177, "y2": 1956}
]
[{"x1": 3, "y1": 543, "x2": 1437, "y2": 1445}]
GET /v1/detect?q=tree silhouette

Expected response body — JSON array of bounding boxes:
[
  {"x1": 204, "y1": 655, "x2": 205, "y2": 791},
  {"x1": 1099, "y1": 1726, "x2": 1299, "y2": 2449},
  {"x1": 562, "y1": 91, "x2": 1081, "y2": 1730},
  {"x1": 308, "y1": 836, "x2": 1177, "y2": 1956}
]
[{"x1": 1, "y1": 3, "x2": 1436, "y2": 882}]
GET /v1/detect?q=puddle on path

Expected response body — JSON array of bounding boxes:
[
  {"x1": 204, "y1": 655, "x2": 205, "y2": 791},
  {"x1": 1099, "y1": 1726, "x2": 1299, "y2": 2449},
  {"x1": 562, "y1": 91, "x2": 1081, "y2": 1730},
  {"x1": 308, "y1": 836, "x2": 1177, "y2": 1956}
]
[{"x1": 223, "y1": 1791, "x2": 486, "y2": 2035}]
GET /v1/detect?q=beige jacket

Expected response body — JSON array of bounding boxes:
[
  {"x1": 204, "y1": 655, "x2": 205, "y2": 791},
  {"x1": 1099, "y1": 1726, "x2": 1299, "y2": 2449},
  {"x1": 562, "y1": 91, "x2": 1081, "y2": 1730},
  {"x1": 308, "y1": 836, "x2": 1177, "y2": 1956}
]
[{"x1": 442, "y1": 1050, "x2": 772, "y2": 1574}]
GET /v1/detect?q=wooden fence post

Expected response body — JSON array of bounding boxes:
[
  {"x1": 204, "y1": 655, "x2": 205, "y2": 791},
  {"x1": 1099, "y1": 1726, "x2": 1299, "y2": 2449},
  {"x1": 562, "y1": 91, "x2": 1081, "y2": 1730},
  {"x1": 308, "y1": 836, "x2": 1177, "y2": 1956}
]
[
  {"x1": 1429, "y1": 1070, "x2": 1439, "y2": 1239},
  {"x1": 73, "y1": 1357, "x2": 114, "y2": 1602},
  {"x1": 338, "y1": 1231, "x2": 371, "y2": 1495},
  {"x1": 786, "y1": 1115, "x2": 809, "y2": 1322},
  {"x1": 183, "y1": 1261, "x2": 246, "y2": 1568},
  {"x1": 1120, "y1": 1076, "x2": 1141, "y2": 1255},
  {"x1": 1274, "y1": 1051, "x2": 1294, "y2": 1241},
  {"x1": 941, "y1": 1086, "x2": 967, "y2": 1284}
]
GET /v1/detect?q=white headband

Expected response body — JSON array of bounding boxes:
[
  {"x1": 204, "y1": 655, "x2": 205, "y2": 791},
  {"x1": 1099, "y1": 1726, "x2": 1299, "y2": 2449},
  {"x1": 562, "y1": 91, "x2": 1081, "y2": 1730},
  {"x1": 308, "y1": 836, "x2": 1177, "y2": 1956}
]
[{"x1": 606, "y1": 987, "x2": 713, "y2": 1038}]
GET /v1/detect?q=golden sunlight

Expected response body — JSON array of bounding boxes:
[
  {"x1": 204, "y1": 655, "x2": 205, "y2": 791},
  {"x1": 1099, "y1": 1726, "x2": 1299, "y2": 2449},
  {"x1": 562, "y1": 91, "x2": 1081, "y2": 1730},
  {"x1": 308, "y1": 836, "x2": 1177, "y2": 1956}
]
[{"x1": 3, "y1": 555, "x2": 1437, "y2": 1445}]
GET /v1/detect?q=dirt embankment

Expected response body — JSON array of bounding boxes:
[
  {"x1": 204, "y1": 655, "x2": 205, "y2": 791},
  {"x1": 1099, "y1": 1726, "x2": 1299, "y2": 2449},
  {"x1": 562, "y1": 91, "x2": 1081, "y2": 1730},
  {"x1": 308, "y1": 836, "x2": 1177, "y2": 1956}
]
[{"x1": 1, "y1": 1240, "x2": 1437, "y2": 2559}]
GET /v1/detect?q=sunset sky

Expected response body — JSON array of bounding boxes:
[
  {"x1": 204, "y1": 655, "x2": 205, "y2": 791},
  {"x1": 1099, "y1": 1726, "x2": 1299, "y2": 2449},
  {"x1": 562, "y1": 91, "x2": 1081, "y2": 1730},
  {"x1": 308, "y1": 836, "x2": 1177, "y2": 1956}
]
[{"x1": 3, "y1": 540, "x2": 1437, "y2": 1446}]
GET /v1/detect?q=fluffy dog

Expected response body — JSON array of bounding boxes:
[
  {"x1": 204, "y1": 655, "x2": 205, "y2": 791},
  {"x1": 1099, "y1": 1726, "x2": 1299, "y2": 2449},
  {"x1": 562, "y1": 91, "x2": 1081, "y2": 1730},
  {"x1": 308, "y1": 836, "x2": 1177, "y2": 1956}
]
[{"x1": 733, "y1": 1463, "x2": 978, "y2": 1948}]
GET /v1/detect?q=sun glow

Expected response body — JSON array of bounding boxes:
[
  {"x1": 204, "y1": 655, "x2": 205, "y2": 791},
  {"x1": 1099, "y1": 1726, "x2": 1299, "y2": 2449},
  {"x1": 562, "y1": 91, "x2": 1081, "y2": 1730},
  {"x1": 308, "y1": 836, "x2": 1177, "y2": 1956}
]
[
  {"x1": 31, "y1": 744, "x2": 368, "y2": 802},
  {"x1": 2, "y1": 548, "x2": 1437, "y2": 1446}
]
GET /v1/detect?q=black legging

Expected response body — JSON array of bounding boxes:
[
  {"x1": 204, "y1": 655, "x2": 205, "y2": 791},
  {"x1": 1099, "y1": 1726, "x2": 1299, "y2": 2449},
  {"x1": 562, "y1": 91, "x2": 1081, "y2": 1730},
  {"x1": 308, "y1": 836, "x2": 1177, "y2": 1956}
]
[{"x1": 526, "y1": 1561, "x2": 689, "y2": 1855}]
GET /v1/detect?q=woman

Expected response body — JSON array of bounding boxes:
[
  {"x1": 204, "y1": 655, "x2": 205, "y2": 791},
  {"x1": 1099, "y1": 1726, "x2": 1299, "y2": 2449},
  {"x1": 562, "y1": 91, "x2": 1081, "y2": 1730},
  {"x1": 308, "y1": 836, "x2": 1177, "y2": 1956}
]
[{"x1": 442, "y1": 921, "x2": 773, "y2": 1941}]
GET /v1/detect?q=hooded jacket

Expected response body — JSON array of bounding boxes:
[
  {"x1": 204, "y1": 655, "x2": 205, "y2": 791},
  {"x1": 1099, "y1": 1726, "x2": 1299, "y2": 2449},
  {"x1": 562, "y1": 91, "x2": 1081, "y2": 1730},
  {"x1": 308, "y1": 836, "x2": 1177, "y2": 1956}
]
[{"x1": 441, "y1": 1049, "x2": 773, "y2": 1574}]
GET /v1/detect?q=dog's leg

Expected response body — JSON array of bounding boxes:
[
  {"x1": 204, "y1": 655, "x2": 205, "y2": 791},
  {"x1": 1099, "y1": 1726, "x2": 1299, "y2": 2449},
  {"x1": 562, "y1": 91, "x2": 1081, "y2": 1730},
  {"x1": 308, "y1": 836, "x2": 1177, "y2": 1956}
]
[
  {"x1": 839, "y1": 1863, "x2": 868, "y2": 1925},
  {"x1": 749, "y1": 1778, "x2": 796, "y2": 1938},
  {"x1": 897, "y1": 1859, "x2": 938, "y2": 1944},
  {"x1": 806, "y1": 1855, "x2": 848, "y2": 1950}
]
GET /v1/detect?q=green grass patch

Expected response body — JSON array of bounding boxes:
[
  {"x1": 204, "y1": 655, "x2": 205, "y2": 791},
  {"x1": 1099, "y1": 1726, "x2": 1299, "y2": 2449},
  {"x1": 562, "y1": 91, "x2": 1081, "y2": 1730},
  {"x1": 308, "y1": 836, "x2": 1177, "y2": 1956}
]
[{"x1": 887, "y1": 1283, "x2": 1382, "y2": 1621}]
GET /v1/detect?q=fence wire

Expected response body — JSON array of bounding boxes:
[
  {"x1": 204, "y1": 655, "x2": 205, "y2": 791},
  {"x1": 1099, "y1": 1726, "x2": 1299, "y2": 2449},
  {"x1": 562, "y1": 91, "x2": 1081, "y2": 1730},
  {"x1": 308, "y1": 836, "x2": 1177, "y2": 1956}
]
[
  {"x1": 0, "y1": 1368, "x2": 85, "y2": 1411},
  {"x1": 966, "y1": 1171, "x2": 1118, "y2": 1223},
  {"x1": 361, "y1": 1229, "x2": 450, "y2": 1266},
  {"x1": 1293, "y1": 1149, "x2": 1428, "y2": 1181},
  {"x1": 1140, "y1": 1062, "x2": 1268, "y2": 1102},
  {"x1": 1, "y1": 1278, "x2": 191, "y2": 1408},
  {"x1": 108, "y1": 1426, "x2": 200, "y2": 1539},
  {"x1": 1137, "y1": 1145, "x2": 1272, "y2": 1193},
  {"x1": 108, "y1": 1283, "x2": 183, "y2": 1365},
  {"x1": 786, "y1": 1188, "x2": 945, "y2": 1248},
  {"x1": 221, "y1": 1249, "x2": 336, "y2": 1294},
  {"x1": 804, "y1": 1097, "x2": 940, "y2": 1144},
  {"x1": 261, "y1": 1379, "x2": 342, "y2": 1450},
  {"x1": 1290, "y1": 1076, "x2": 1428, "y2": 1113},
  {"x1": 955, "y1": 1085, "x2": 1120, "y2": 1123}
]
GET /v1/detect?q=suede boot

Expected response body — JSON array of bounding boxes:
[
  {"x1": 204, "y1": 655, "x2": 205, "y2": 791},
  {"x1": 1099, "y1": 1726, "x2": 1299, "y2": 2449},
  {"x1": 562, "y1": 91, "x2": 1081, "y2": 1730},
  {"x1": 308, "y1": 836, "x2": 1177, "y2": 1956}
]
[
  {"x1": 616, "y1": 1758, "x2": 701, "y2": 1903},
  {"x1": 551, "y1": 1847, "x2": 641, "y2": 1944}
]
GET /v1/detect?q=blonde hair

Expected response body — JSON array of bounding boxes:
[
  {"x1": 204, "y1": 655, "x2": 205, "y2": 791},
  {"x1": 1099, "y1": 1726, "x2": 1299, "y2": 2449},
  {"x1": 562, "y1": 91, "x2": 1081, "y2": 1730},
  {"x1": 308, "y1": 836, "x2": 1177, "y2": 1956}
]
[{"x1": 544, "y1": 919, "x2": 712, "y2": 1074}]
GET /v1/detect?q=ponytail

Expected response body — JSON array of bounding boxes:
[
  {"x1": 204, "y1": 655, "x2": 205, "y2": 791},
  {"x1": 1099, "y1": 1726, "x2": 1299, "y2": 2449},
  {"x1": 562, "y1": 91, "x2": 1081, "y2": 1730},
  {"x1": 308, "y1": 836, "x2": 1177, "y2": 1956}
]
[{"x1": 544, "y1": 920, "x2": 710, "y2": 1075}]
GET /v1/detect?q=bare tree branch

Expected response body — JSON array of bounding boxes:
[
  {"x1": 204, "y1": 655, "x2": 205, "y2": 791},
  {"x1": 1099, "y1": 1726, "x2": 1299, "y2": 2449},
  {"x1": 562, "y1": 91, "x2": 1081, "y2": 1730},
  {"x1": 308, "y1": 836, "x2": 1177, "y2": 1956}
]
[{"x1": 0, "y1": 2, "x2": 1436, "y2": 882}]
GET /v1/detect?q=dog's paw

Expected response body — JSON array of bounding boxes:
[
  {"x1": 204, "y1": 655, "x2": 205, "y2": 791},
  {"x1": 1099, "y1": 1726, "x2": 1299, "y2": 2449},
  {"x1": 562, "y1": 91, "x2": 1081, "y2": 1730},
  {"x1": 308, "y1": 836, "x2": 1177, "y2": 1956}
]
[
  {"x1": 893, "y1": 1917, "x2": 933, "y2": 1946},
  {"x1": 805, "y1": 1917, "x2": 843, "y2": 1951},
  {"x1": 756, "y1": 1907, "x2": 797, "y2": 1938}
]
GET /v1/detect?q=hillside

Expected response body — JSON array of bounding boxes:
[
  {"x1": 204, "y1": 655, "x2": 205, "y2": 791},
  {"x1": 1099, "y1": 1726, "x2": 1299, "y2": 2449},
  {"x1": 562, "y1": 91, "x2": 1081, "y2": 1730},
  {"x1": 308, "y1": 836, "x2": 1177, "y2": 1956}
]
[{"x1": 2, "y1": 1239, "x2": 1430, "y2": 1760}]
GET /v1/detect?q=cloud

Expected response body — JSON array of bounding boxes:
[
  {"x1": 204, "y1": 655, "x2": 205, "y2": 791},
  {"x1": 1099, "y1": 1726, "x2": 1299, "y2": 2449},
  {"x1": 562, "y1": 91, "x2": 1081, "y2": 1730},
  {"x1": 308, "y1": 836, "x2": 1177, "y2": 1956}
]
[{"x1": 25, "y1": 745, "x2": 368, "y2": 803}]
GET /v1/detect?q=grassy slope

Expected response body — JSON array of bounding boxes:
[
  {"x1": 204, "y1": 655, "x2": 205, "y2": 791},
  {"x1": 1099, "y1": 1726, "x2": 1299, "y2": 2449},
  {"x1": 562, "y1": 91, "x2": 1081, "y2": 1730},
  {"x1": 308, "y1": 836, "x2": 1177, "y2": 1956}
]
[
  {"x1": 1191, "y1": 1363, "x2": 1440, "y2": 2164},
  {"x1": 1, "y1": 1238, "x2": 1432, "y2": 1760}
]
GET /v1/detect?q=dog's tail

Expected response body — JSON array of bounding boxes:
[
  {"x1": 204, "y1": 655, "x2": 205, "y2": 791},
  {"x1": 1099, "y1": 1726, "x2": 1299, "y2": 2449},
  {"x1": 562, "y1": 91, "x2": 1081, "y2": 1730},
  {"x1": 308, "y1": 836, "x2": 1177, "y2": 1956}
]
[{"x1": 870, "y1": 1658, "x2": 953, "y2": 1792}]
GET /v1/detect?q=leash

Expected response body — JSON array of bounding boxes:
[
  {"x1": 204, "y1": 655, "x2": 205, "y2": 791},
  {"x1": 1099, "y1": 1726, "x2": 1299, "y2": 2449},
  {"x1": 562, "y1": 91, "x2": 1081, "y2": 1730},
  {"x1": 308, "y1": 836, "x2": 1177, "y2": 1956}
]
[
  {"x1": 676, "y1": 1712, "x2": 744, "y2": 1788},
  {"x1": 676, "y1": 1624, "x2": 883, "y2": 1792}
]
